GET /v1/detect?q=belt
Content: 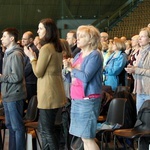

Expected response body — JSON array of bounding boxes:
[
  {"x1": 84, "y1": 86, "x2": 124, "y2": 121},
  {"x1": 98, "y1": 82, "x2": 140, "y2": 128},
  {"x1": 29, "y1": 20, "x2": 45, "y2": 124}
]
[{"x1": 83, "y1": 94, "x2": 101, "y2": 100}]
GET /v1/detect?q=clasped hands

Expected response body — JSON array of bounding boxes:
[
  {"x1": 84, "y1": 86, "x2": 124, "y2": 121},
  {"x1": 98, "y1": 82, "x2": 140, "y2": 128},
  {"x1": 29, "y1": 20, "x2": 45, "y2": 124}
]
[
  {"x1": 63, "y1": 58, "x2": 73, "y2": 72},
  {"x1": 125, "y1": 64, "x2": 137, "y2": 74}
]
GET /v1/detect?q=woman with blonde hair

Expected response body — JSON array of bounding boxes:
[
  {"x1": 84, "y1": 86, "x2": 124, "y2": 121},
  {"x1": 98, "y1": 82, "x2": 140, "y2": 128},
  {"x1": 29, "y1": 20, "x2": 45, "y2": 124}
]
[
  {"x1": 125, "y1": 27, "x2": 150, "y2": 114},
  {"x1": 63, "y1": 25, "x2": 103, "y2": 150},
  {"x1": 127, "y1": 35, "x2": 140, "y2": 92},
  {"x1": 103, "y1": 38, "x2": 127, "y2": 91}
]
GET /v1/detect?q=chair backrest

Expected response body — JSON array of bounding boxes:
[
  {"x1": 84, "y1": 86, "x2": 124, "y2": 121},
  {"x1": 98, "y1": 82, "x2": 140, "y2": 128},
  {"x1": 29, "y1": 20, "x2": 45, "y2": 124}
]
[
  {"x1": 106, "y1": 98, "x2": 127, "y2": 126},
  {"x1": 113, "y1": 91, "x2": 137, "y2": 129},
  {"x1": 114, "y1": 86, "x2": 130, "y2": 94},
  {"x1": 134, "y1": 100, "x2": 150, "y2": 131},
  {"x1": 24, "y1": 95, "x2": 38, "y2": 122}
]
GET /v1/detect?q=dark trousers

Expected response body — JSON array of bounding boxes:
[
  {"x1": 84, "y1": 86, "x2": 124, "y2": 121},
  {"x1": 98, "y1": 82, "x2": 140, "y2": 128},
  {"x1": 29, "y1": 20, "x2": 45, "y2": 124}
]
[
  {"x1": 24, "y1": 84, "x2": 37, "y2": 111},
  {"x1": 62, "y1": 101, "x2": 72, "y2": 150},
  {"x1": 38, "y1": 108, "x2": 59, "y2": 150}
]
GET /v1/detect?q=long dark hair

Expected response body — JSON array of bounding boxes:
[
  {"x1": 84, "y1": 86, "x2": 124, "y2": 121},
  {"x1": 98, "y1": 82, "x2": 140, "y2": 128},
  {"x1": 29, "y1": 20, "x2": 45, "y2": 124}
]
[{"x1": 40, "y1": 18, "x2": 62, "y2": 52}]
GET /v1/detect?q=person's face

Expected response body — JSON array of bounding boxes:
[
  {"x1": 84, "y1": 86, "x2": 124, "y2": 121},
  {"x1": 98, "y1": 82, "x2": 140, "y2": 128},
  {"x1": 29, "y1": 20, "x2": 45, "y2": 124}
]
[
  {"x1": 37, "y1": 23, "x2": 46, "y2": 39},
  {"x1": 125, "y1": 41, "x2": 130, "y2": 49},
  {"x1": 34, "y1": 37, "x2": 41, "y2": 50},
  {"x1": 1, "y1": 31, "x2": 13, "y2": 48},
  {"x1": 100, "y1": 33, "x2": 108, "y2": 43},
  {"x1": 139, "y1": 31, "x2": 150, "y2": 47},
  {"x1": 77, "y1": 31, "x2": 90, "y2": 49},
  {"x1": 66, "y1": 33, "x2": 76, "y2": 47},
  {"x1": 22, "y1": 33, "x2": 30, "y2": 46},
  {"x1": 112, "y1": 42, "x2": 118, "y2": 51},
  {"x1": 131, "y1": 38, "x2": 139, "y2": 47}
]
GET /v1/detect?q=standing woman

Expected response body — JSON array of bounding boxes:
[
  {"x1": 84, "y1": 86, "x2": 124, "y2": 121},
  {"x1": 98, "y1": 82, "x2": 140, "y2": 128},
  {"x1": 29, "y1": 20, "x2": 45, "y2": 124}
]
[
  {"x1": 64, "y1": 25, "x2": 103, "y2": 150},
  {"x1": 128, "y1": 35, "x2": 140, "y2": 92},
  {"x1": 24, "y1": 18, "x2": 66, "y2": 150},
  {"x1": 103, "y1": 38, "x2": 127, "y2": 91},
  {"x1": 125, "y1": 27, "x2": 150, "y2": 113}
]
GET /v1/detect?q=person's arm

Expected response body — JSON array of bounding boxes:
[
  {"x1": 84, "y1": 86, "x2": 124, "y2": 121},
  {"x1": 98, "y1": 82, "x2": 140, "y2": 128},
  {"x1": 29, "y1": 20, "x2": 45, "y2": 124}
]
[
  {"x1": 0, "y1": 52, "x2": 24, "y2": 83},
  {"x1": 71, "y1": 53, "x2": 102, "y2": 82},
  {"x1": 31, "y1": 45, "x2": 52, "y2": 78},
  {"x1": 135, "y1": 67, "x2": 150, "y2": 77},
  {"x1": 105, "y1": 55, "x2": 127, "y2": 76}
]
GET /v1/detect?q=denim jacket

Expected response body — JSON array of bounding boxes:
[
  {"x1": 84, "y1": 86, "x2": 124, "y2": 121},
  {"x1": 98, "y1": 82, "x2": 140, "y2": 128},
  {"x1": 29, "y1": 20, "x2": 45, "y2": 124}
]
[{"x1": 103, "y1": 51, "x2": 127, "y2": 91}]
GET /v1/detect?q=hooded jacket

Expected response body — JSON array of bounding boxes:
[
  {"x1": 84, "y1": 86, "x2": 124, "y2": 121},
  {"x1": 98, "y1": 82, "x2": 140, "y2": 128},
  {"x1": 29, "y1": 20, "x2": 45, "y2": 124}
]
[{"x1": 0, "y1": 44, "x2": 27, "y2": 102}]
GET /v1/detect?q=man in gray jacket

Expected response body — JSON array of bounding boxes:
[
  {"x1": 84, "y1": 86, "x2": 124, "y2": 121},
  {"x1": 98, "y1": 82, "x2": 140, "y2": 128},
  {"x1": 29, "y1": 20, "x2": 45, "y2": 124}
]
[{"x1": 0, "y1": 28, "x2": 27, "y2": 150}]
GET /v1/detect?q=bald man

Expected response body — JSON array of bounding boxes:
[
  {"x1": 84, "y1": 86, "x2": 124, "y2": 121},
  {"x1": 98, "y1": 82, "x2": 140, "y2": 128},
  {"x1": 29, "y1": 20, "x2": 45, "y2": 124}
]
[
  {"x1": 22, "y1": 31, "x2": 39, "y2": 111},
  {"x1": 100, "y1": 32, "x2": 109, "y2": 43}
]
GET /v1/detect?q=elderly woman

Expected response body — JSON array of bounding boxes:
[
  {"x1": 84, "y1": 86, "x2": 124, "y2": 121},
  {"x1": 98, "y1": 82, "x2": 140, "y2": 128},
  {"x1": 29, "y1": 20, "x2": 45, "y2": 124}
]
[
  {"x1": 127, "y1": 35, "x2": 140, "y2": 92},
  {"x1": 64, "y1": 25, "x2": 103, "y2": 150},
  {"x1": 125, "y1": 27, "x2": 150, "y2": 113},
  {"x1": 103, "y1": 38, "x2": 127, "y2": 91}
]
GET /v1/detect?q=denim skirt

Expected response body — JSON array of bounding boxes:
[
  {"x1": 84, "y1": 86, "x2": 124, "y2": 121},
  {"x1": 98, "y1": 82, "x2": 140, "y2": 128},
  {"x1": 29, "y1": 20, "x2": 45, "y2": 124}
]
[{"x1": 69, "y1": 97, "x2": 101, "y2": 138}]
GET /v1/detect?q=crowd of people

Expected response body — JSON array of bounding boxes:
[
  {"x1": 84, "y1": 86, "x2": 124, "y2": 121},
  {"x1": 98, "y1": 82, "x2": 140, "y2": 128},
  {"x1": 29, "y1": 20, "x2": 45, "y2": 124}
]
[{"x1": 0, "y1": 17, "x2": 150, "y2": 150}]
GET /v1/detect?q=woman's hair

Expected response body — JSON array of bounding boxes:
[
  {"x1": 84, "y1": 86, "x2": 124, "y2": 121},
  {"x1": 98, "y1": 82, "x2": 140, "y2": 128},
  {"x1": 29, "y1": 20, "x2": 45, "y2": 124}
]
[
  {"x1": 125, "y1": 40, "x2": 132, "y2": 49},
  {"x1": 60, "y1": 39, "x2": 72, "y2": 59},
  {"x1": 39, "y1": 18, "x2": 62, "y2": 52},
  {"x1": 113, "y1": 38, "x2": 126, "y2": 52},
  {"x1": 140, "y1": 27, "x2": 150, "y2": 38},
  {"x1": 101, "y1": 42, "x2": 108, "y2": 51},
  {"x1": 131, "y1": 35, "x2": 139, "y2": 41},
  {"x1": 77, "y1": 25, "x2": 100, "y2": 50}
]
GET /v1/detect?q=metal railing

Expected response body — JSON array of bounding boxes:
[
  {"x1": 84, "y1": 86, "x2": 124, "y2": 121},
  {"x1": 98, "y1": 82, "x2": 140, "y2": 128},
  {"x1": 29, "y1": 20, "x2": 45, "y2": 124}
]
[{"x1": 93, "y1": 0, "x2": 143, "y2": 31}]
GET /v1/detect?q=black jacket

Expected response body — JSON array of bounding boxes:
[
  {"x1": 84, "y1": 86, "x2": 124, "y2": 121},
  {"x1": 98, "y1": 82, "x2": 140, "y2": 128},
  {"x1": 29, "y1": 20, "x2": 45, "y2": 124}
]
[{"x1": 24, "y1": 43, "x2": 39, "y2": 84}]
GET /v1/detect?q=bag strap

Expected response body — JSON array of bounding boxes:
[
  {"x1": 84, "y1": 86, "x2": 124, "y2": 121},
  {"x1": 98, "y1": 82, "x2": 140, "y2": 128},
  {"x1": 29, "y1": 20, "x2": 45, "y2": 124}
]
[{"x1": 71, "y1": 136, "x2": 83, "y2": 150}]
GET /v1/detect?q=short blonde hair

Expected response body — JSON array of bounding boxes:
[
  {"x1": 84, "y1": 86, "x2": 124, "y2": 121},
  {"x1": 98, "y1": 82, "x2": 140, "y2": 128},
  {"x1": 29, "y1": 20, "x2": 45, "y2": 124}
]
[
  {"x1": 77, "y1": 25, "x2": 100, "y2": 50},
  {"x1": 140, "y1": 27, "x2": 150, "y2": 38},
  {"x1": 131, "y1": 35, "x2": 139, "y2": 40},
  {"x1": 113, "y1": 38, "x2": 126, "y2": 51}
]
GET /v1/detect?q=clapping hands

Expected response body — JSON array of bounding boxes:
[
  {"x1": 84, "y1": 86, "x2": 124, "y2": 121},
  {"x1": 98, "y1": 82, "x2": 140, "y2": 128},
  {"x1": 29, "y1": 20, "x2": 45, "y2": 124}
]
[
  {"x1": 125, "y1": 64, "x2": 137, "y2": 74},
  {"x1": 63, "y1": 58, "x2": 73, "y2": 72}
]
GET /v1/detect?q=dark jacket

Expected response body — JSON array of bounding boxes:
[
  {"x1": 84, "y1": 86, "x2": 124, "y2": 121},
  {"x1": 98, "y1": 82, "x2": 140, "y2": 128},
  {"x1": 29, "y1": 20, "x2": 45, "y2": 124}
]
[
  {"x1": 24, "y1": 43, "x2": 39, "y2": 84},
  {"x1": 71, "y1": 44, "x2": 81, "y2": 58},
  {"x1": 0, "y1": 44, "x2": 27, "y2": 102}
]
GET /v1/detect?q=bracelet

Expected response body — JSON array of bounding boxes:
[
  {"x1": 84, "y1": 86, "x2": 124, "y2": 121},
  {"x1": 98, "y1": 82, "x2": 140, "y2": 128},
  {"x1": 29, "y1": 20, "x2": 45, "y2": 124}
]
[{"x1": 30, "y1": 57, "x2": 37, "y2": 62}]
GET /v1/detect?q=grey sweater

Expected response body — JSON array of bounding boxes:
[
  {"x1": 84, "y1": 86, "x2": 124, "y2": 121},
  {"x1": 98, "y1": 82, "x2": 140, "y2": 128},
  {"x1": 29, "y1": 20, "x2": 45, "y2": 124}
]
[{"x1": 0, "y1": 44, "x2": 27, "y2": 102}]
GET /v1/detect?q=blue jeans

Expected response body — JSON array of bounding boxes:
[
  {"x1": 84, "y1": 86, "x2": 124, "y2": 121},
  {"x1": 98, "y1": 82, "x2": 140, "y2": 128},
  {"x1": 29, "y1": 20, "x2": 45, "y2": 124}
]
[
  {"x1": 3, "y1": 100, "x2": 25, "y2": 150},
  {"x1": 136, "y1": 94, "x2": 150, "y2": 114}
]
